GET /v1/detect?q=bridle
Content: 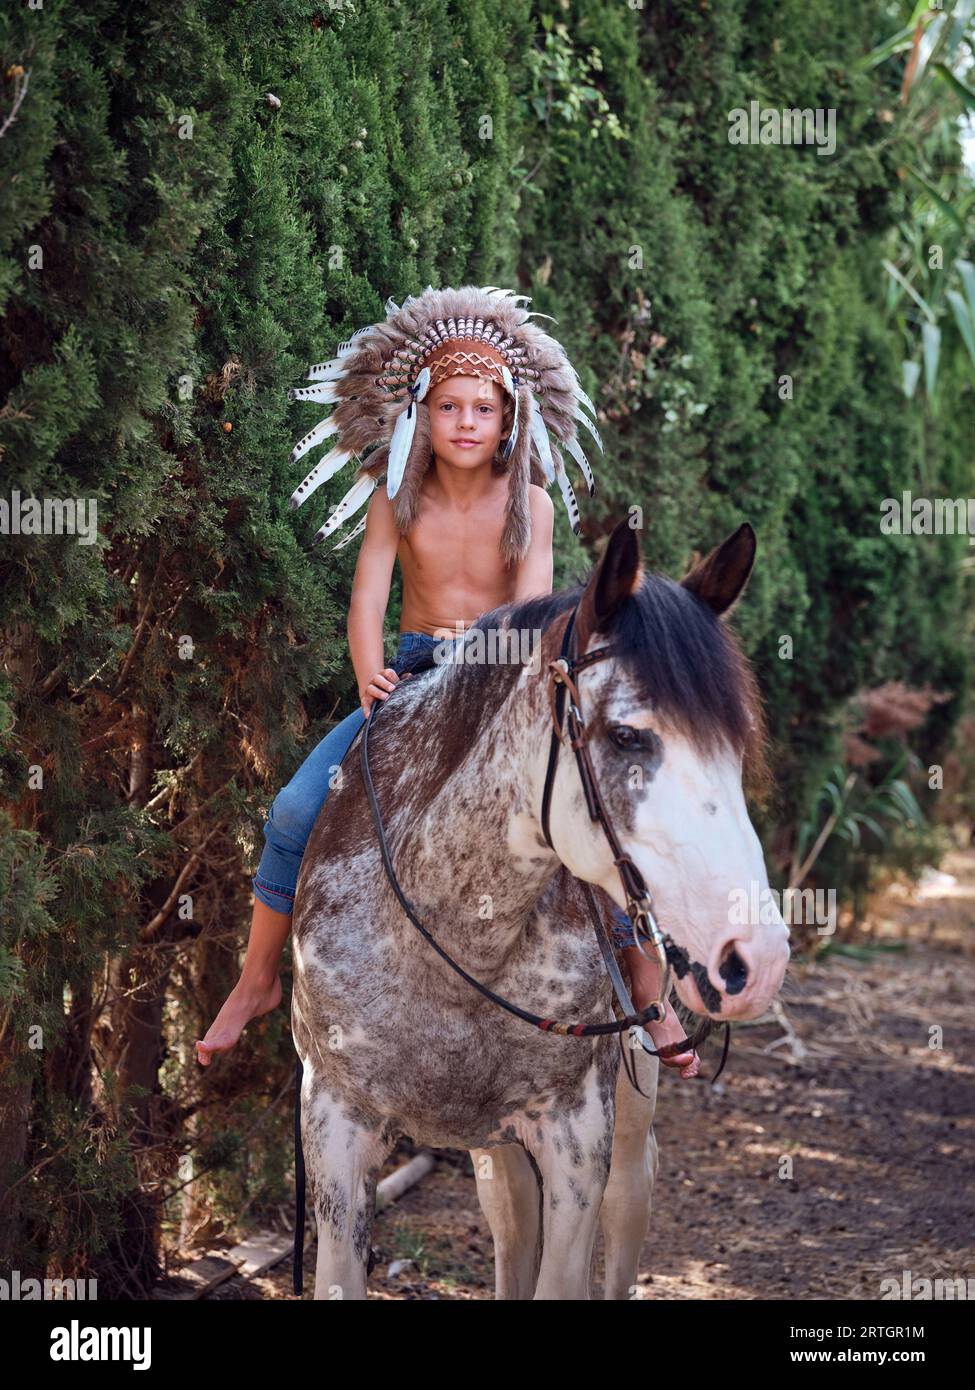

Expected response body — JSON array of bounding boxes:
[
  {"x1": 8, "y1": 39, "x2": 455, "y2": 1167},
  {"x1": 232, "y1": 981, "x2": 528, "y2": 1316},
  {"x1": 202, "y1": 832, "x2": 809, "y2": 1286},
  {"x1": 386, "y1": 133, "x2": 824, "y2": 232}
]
[
  {"x1": 541, "y1": 606, "x2": 675, "y2": 1014},
  {"x1": 357, "y1": 602, "x2": 726, "y2": 1079},
  {"x1": 538, "y1": 605, "x2": 727, "y2": 1092}
]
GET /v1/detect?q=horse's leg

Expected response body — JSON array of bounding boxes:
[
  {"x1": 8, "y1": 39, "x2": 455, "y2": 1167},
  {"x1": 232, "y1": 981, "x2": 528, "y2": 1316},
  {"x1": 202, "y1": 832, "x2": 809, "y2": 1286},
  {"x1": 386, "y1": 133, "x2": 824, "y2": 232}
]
[
  {"x1": 301, "y1": 1071, "x2": 395, "y2": 1301},
  {"x1": 528, "y1": 1080, "x2": 615, "y2": 1300},
  {"x1": 599, "y1": 1038, "x2": 660, "y2": 1300},
  {"x1": 470, "y1": 1144, "x2": 541, "y2": 1300}
]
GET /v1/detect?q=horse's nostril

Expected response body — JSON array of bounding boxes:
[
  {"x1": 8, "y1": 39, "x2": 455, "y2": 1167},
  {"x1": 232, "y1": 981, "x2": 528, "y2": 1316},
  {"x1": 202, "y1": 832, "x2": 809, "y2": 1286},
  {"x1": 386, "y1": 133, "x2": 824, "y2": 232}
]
[{"x1": 718, "y1": 942, "x2": 749, "y2": 995}]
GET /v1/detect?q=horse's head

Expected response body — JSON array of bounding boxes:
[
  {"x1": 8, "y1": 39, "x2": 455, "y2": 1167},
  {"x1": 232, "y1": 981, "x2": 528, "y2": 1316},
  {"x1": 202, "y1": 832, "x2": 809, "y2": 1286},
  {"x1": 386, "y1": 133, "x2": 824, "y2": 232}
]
[{"x1": 522, "y1": 519, "x2": 788, "y2": 1022}]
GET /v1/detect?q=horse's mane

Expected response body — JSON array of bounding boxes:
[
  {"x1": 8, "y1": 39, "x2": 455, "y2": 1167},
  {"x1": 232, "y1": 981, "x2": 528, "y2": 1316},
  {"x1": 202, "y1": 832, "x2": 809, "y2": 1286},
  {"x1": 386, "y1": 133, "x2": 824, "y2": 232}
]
[{"x1": 397, "y1": 572, "x2": 772, "y2": 804}]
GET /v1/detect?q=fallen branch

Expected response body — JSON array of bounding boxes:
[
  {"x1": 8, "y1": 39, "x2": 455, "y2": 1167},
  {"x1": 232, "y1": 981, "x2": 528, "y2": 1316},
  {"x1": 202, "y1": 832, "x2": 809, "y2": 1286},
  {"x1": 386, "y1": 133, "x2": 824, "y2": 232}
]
[
  {"x1": 0, "y1": 68, "x2": 30, "y2": 141},
  {"x1": 139, "y1": 822, "x2": 225, "y2": 941}
]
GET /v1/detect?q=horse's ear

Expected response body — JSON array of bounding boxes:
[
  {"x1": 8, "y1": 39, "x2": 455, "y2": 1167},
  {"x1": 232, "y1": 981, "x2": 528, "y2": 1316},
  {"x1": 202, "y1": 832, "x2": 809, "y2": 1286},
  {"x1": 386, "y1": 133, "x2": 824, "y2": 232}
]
[
  {"x1": 681, "y1": 523, "x2": 756, "y2": 616},
  {"x1": 574, "y1": 519, "x2": 644, "y2": 650}
]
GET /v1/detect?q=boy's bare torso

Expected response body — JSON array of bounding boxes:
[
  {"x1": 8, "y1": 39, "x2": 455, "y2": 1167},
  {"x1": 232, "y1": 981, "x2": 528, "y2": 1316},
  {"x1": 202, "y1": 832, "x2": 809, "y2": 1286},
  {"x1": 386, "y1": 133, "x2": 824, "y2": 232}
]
[{"x1": 398, "y1": 470, "x2": 519, "y2": 639}]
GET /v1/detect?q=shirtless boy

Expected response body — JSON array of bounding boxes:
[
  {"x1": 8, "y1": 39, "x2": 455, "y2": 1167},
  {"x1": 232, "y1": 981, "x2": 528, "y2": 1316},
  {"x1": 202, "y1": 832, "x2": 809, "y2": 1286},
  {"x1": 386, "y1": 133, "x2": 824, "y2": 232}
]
[{"x1": 196, "y1": 349, "x2": 699, "y2": 1078}]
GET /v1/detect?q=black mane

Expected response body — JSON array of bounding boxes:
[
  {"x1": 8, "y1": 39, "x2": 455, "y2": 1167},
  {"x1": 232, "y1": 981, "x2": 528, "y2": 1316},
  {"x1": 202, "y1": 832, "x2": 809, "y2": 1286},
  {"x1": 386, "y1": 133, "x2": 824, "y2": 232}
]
[{"x1": 397, "y1": 568, "x2": 761, "y2": 765}]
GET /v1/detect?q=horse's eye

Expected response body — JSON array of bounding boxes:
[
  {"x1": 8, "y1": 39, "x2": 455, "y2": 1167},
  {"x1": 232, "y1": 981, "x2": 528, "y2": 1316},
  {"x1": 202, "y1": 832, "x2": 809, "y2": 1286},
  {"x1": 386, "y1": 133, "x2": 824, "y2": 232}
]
[{"x1": 608, "y1": 725, "x2": 639, "y2": 750}]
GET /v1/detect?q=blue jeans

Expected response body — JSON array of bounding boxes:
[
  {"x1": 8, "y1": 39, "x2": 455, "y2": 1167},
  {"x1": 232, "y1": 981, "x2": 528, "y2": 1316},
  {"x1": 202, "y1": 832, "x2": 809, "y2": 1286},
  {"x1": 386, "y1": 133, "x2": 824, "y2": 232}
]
[
  {"x1": 610, "y1": 905, "x2": 637, "y2": 951},
  {"x1": 252, "y1": 628, "x2": 638, "y2": 948},
  {"x1": 252, "y1": 631, "x2": 447, "y2": 912}
]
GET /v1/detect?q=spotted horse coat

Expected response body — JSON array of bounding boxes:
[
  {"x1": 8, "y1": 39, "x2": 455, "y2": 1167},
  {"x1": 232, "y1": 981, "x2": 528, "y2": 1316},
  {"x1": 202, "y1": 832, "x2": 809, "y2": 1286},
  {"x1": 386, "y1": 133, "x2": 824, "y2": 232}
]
[{"x1": 290, "y1": 519, "x2": 787, "y2": 1300}]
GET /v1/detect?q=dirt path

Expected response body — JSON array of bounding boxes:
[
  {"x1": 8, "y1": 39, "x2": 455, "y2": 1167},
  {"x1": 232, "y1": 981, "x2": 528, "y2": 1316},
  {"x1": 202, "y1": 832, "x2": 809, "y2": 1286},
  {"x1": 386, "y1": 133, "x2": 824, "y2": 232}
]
[{"x1": 211, "y1": 850, "x2": 975, "y2": 1301}]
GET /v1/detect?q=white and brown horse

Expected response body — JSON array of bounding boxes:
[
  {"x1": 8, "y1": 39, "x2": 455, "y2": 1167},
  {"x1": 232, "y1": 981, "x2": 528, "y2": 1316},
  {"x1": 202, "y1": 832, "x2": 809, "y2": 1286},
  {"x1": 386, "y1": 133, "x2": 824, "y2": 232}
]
[{"x1": 291, "y1": 519, "x2": 789, "y2": 1299}]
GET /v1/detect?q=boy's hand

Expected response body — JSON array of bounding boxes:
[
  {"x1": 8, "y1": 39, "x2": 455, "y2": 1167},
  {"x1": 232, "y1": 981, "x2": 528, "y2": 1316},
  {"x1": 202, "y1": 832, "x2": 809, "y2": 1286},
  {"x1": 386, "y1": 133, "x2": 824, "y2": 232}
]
[{"x1": 360, "y1": 668, "x2": 411, "y2": 717}]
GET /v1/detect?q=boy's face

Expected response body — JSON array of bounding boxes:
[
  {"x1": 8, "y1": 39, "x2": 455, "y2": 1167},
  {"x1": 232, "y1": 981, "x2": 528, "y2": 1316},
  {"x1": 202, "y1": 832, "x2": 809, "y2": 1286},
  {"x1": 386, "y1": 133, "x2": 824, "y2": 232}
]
[{"x1": 427, "y1": 374, "x2": 506, "y2": 470}]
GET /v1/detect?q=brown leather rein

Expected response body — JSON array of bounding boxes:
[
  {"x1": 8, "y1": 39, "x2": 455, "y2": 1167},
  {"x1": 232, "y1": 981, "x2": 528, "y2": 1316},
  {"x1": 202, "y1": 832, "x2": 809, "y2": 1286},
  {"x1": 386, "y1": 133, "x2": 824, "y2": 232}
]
[{"x1": 357, "y1": 603, "x2": 728, "y2": 1088}]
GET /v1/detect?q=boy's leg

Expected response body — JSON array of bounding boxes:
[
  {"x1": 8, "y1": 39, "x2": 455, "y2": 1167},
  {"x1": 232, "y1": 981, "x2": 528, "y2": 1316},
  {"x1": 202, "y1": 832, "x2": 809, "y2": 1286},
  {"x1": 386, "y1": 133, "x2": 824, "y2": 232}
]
[
  {"x1": 196, "y1": 633, "x2": 436, "y2": 1065},
  {"x1": 195, "y1": 899, "x2": 290, "y2": 1066},
  {"x1": 196, "y1": 705, "x2": 368, "y2": 1065},
  {"x1": 252, "y1": 704, "x2": 369, "y2": 913},
  {"x1": 612, "y1": 907, "x2": 700, "y2": 1079}
]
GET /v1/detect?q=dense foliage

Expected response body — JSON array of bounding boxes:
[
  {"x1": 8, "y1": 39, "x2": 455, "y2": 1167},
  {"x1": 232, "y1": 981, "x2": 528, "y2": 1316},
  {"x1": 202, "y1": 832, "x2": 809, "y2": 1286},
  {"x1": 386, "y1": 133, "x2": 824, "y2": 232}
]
[{"x1": 1, "y1": 0, "x2": 971, "y2": 1289}]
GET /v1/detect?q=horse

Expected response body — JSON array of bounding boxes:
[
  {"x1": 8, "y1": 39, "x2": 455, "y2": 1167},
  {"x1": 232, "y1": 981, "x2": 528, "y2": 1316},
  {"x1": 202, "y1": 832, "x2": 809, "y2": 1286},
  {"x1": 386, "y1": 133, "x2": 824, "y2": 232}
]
[{"x1": 290, "y1": 518, "x2": 790, "y2": 1299}]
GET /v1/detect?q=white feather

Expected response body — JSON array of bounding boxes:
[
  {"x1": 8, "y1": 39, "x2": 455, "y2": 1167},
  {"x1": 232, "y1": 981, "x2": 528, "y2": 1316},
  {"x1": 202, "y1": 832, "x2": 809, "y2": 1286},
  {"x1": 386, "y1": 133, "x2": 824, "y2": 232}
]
[
  {"x1": 499, "y1": 368, "x2": 520, "y2": 461},
  {"x1": 305, "y1": 363, "x2": 345, "y2": 383},
  {"x1": 289, "y1": 446, "x2": 353, "y2": 509},
  {"x1": 306, "y1": 357, "x2": 344, "y2": 381},
  {"x1": 487, "y1": 288, "x2": 531, "y2": 304},
  {"x1": 384, "y1": 297, "x2": 400, "y2": 316},
  {"x1": 336, "y1": 325, "x2": 372, "y2": 357},
  {"x1": 527, "y1": 393, "x2": 555, "y2": 483},
  {"x1": 289, "y1": 382, "x2": 340, "y2": 404},
  {"x1": 290, "y1": 415, "x2": 339, "y2": 464},
  {"x1": 574, "y1": 405, "x2": 603, "y2": 453},
  {"x1": 331, "y1": 514, "x2": 367, "y2": 551},
  {"x1": 553, "y1": 456, "x2": 581, "y2": 535},
  {"x1": 572, "y1": 380, "x2": 597, "y2": 417},
  {"x1": 314, "y1": 474, "x2": 377, "y2": 543},
  {"x1": 386, "y1": 404, "x2": 417, "y2": 500},
  {"x1": 563, "y1": 435, "x2": 596, "y2": 497},
  {"x1": 385, "y1": 366, "x2": 430, "y2": 499}
]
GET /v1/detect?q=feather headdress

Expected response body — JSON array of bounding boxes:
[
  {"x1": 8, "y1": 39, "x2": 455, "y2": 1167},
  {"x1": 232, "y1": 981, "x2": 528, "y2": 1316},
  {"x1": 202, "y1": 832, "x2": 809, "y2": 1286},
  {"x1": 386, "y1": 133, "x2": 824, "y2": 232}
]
[{"x1": 287, "y1": 284, "x2": 601, "y2": 565}]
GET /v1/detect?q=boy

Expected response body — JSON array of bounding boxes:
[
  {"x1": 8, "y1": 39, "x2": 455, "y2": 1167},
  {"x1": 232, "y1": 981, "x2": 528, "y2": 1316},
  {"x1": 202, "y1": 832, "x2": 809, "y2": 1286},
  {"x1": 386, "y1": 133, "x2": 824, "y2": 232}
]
[{"x1": 196, "y1": 288, "x2": 698, "y2": 1077}]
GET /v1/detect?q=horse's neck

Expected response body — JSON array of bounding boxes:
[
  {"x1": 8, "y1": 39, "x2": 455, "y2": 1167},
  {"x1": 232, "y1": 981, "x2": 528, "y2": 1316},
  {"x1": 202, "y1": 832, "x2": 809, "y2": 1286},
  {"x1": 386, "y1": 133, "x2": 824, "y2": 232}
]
[{"x1": 390, "y1": 663, "x2": 558, "y2": 967}]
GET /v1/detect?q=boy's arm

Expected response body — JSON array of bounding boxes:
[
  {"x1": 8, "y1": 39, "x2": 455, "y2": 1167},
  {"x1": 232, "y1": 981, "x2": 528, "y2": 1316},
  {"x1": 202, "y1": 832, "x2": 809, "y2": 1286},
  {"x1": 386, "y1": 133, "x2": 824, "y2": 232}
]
[
  {"x1": 348, "y1": 488, "x2": 399, "y2": 704},
  {"x1": 512, "y1": 485, "x2": 555, "y2": 601}
]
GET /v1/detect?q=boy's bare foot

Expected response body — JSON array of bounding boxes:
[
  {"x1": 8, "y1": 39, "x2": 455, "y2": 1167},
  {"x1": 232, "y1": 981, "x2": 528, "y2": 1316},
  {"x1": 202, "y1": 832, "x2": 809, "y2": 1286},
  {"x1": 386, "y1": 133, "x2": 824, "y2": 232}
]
[
  {"x1": 195, "y1": 974, "x2": 282, "y2": 1066},
  {"x1": 633, "y1": 985, "x2": 700, "y2": 1079}
]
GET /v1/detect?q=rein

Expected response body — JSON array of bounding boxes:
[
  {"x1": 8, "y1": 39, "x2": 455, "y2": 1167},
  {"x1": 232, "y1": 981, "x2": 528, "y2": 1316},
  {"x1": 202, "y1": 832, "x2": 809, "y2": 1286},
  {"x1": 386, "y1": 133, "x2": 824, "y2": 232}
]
[{"x1": 359, "y1": 604, "x2": 725, "y2": 1066}]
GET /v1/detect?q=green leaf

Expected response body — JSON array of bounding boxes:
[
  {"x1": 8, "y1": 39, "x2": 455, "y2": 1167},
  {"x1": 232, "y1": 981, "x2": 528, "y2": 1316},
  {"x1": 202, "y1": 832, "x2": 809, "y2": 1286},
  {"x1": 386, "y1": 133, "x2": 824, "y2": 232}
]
[
  {"x1": 922, "y1": 319, "x2": 941, "y2": 395},
  {"x1": 956, "y1": 258, "x2": 975, "y2": 321},
  {"x1": 882, "y1": 259, "x2": 935, "y2": 322},
  {"x1": 884, "y1": 779, "x2": 924, "y2": 824},
  {"x1": 933, "y1": 62, "x2": 975, "y2": 110},
  {"x1": 947, "y1": 0, "x2": 975, "y2": 60},
  {"x1": 842, "y1": 818, "x2": 862, "y2": 849},
  {"x1": 902, "y1": 359, "x2": 922, "y2": 397},
  {"x1": 852, "y1": 812, "x2": 888, "y2": 845},
  {"x1": 904, "y1": 165, "x2": 965, "y2": 232},
  {"x1": 946, "y1": 289, "x2": 975, "y2": 366},
  {"x1": 912, "y1": 14, "x2": 949, "y2": 93},
  {"x1": 855, "y1": 22, "x2": 917, "y2": 71}
]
